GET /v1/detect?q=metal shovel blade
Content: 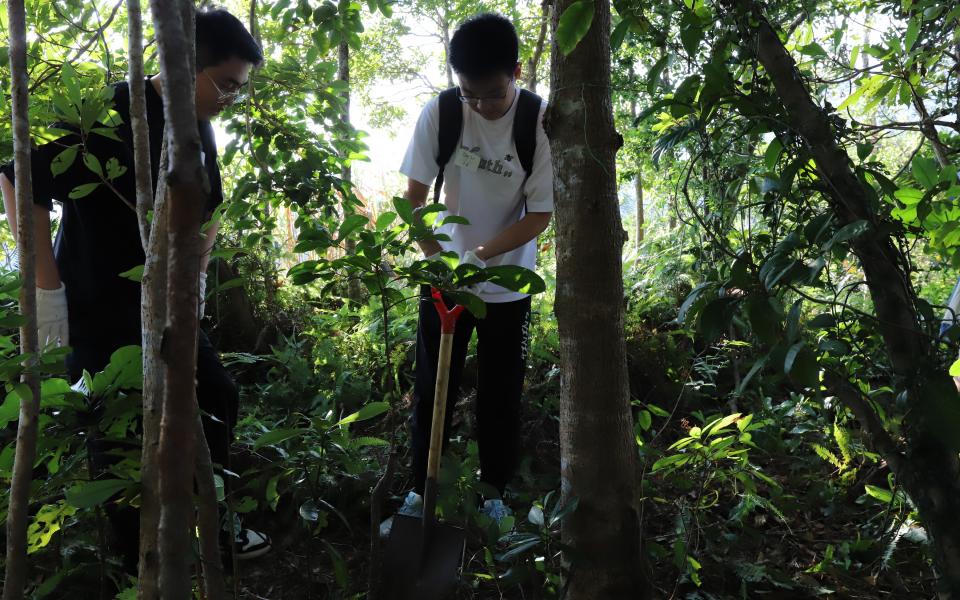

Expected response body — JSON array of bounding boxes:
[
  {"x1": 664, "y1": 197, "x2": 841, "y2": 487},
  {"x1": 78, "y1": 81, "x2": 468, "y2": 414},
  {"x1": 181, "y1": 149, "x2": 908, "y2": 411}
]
[{"x1": 381, "y1": 513, "x2": 466, "y2": 600}]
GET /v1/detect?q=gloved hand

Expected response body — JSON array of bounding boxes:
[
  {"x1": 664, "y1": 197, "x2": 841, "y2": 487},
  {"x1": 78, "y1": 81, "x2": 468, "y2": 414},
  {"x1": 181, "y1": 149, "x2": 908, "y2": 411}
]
[
  {"x1": 460, "y1": 250, "x2": 487, "y2": 296},
  {"x1": 199, "y1": 272, "x2": 207, "y2": 318},
  {"x1": 36, "y1": 284, "x2": 69, "y2": 347}
]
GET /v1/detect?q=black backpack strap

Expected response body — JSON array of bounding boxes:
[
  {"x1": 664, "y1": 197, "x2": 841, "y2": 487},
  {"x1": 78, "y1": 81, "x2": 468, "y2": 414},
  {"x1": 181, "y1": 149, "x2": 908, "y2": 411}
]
[
  {"x1": 513, "y1": 89, "x2": 543, "y2": 180},
  {"x1": 434, "y1": 87, "x2": 463, "y2": 203}
]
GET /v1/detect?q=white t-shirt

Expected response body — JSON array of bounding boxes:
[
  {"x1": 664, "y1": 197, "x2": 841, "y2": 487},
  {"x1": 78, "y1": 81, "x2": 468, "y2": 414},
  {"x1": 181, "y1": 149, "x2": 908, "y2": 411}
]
[{"x1": 399, "y1": 86, "x2": 554, "y2": 303}]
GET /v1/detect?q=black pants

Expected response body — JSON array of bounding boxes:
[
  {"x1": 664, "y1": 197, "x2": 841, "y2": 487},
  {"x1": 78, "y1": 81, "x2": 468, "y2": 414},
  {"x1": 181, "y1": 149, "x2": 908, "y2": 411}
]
[
  {"x1": 410, "y1": 286, "x2": 531, "y2": 497},
  {"x1": 68, "y1": 329, "x2": 239, "y2": 572}
]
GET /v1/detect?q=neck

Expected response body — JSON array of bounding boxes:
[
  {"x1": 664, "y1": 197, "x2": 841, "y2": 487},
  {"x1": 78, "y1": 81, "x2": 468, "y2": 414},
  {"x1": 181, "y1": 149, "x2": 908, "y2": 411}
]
[{"x1": 499, "y1": 83, "x2": 517, "y2": 118}]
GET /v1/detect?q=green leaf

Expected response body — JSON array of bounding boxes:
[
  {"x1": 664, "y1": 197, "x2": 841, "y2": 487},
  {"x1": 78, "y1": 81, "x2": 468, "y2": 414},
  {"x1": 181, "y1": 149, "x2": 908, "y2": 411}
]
[
  {"x1": 864, "y1": 484, "x2": 894, "y2": 504},
  {"x1": 904, "y1": 19, "x2": 920, "y2": 53},
  {"x1": 637, "y1": 410, "x2": 652, "y2": 431},
  {"x1": 82, "y1": 153, "x2": 103, "y2": 177},
  {"x1": 105, "y1": 157, "x2": 127, "y2": 180},
  {"x1": 338, "y1": 214, "x2": 369, "y2": 240},
  {"x1": 610, "y1": 19, "x2": 630, "y2": 50},
  {"x1": 90, "y1": 127, "x2": 122, "y2": 142},
  {"x1": 51, "y1": 146, "x2": 79, "y2": 177},
  {"x1": 646, "y1": 54, "x2": 670, "y2": 95},
  {"x1": 118, "y1": 265, "x2": 144, "y2": 282},
  {"x1": 698, "y1": 297, "x2": 738, "y2": 343},
  {"x1": 252, "y1": 428, "x2": 309, "y2": 450},
  {"x1": 746, "y1": 296, "x2": 781, "y2": 345},
  {"x1": 912, "y1": 156, "x2": 938, "y2": 189},
  {"x1": 375, "y1": 211, "x2": 397, "y2": 231},
  {"x1": 392, "y1": 196, "x2": 414, "y2": 224},
  {"x1": 65, "y1": 479, "x2": 128, "y2": 509},
  {"x1": 68, "y1": 183, "x2": 100, "y2": 199},
  {"x1": 556, "y1": 0, "x2": 595, "y2": 56},
  {"x1": 784, "y1": 342, "x2": 805, "y2": 375},
  {"x1": 484, "y1": 265, "x2": 546, "y2": 294},
  {"x1": 60, "y1": 62, "x2": 82, "y2": 107},
  {"x1": 856, "y1": 142, "x2": 874, "y2": 161},
  {"x1": 335, "y1": 401, "x2": 389, "y2": 427},
  {"x1": 799, "y1": 42, "x2": 827, "y2": 57},
  {"x1": 764, "y1": 139, "x2": 782, "y2": 171},
  {"x1": 680, "y1": 16, "x2": 703, "y2": 56}
]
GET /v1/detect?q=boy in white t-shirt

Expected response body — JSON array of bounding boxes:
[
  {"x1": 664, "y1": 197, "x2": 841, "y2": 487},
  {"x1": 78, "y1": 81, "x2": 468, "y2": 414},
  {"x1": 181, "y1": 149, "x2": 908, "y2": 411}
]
[{"x1": 390, "y1": 13, "x2": 553, "y2": 528}]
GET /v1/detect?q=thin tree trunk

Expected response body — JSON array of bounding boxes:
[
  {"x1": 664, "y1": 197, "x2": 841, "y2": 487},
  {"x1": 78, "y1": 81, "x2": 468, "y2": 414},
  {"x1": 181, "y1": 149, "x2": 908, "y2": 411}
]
[
  {"x1": 130, "y1": 1, "x2": 164, "y2": 591},
  {"x1": 2, "y1": 2, "x2": 42, "y2": 598},
  {"x1": 138, "y1": 139, "x2": 169, "y2": 600},
  {"x1": 526, "y1": 0, "x2": 550, "y2": 94},
  {"x1": 440, "y1": 3, "x2": 454, "y2": 89},
  {"x1": 195, "y1": 420, "x2": 227, "y2": 600},
  {"x1": 634, "y1": 176, "x2": 644, "y2": 246},
  {"x1": 148, "y1": 0, "x2": 209, "y2": 596},
  {"x1": 128, "y1": 0, "x2": 154, "y2": 249},
  {"x1": 339, "y1": 38, "x2": 363, "y2": 302},
  {"x1": 730, "y1": 2, "x2": 960, "y2": 594},
  {"x1": 545, "y1": 1, "x2": 649, "y2": 597}
]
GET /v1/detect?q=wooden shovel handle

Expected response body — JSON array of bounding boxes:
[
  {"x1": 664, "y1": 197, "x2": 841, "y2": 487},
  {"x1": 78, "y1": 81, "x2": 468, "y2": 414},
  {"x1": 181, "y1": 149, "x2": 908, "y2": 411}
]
[{"x1": 425, "y1": 288, "x2": 463, "y2": 481}]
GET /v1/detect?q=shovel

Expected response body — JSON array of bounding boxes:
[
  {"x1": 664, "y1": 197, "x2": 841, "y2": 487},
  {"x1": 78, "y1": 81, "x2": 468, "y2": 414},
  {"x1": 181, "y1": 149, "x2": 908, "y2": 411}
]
[{"x1": 381, "y1": 287, "x2": 467, "y2": 600}]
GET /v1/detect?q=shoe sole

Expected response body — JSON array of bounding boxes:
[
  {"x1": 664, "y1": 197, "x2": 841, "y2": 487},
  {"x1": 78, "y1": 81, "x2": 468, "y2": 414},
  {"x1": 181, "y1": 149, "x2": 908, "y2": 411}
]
[{"x1": 236, "y1": 543, "x2": 272, "y2": 561}]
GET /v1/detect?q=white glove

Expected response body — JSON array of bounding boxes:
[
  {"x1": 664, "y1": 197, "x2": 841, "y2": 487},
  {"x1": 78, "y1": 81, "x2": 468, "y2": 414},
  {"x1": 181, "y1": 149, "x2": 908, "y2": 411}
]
[
  {"x1": 36, "y1": 284, "x2": 69, "y2": 347},
  {"x1": 461, "y1": 250, "x2": 486, "y2": 269},
  {"x1": 460, "y1": 250, "x2": 487, "y2": 296},
  {"x1": 199, "y1": 272, "x2": 207, "y2": 318}
]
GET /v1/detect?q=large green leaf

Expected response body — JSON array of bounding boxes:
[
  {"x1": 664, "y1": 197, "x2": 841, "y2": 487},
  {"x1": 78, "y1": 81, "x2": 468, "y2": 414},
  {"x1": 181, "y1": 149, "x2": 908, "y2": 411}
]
[
  {"x1": 484, "y1": 265, "x2": 546, "y2": 295},
  {"x1": 556, "y1": 0, "x2": 594, "y2": 56},
  {"x1": 335, "y1": 401, "x2": 389, "y2": 427},
  {"x1": 65, "y1": 479, "x2": 129, "y2": 509},
  {"x1": 252, "y1": 428, "x2": 310, "y2": 450}
]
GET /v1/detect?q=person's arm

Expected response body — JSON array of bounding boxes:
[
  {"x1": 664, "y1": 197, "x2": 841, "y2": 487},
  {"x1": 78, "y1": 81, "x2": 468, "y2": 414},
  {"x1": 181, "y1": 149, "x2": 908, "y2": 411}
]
[
  {"x1": 472, "y1": 212, "x2": 551, "y2": 262},
  {"x1": 406, "y1": 178, "x2": 443, "y2": 258},
  {"x1": 200, "y1": 215, "x2": 219, "y2": 275},
  {"x1": 1, "y1": 172, "x2": 61, "y2": 289}
]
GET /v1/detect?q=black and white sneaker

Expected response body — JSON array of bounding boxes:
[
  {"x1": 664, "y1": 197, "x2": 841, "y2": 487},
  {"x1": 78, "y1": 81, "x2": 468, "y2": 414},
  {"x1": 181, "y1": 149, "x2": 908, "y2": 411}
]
[{"x1": 235, "y1": 528, "x2": 272, "y2": 560}]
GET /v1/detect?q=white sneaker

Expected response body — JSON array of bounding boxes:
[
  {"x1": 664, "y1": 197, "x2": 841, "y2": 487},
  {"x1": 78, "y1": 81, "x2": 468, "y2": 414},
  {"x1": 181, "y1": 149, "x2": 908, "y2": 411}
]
[
  {"x1": 379, "y1": 491, "x2": 423, "y2": 538},
  {"x1": 235, "y1": 527, "x2": 272, "y2": 560}
]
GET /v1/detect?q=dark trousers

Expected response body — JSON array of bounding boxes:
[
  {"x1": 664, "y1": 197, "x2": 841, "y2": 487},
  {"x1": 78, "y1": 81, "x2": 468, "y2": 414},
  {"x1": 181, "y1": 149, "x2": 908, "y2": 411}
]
[
  {"x1": 410, "y1": 286, "x2": 531, "y2": 497},
  {"x1": 68, "y1": 329, "x2": 239, "y2": 572}
]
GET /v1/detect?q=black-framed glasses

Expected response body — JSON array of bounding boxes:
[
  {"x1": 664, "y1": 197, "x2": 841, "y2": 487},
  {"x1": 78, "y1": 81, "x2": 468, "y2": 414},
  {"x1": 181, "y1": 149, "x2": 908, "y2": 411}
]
[
  {"x1": 202, "y1": 71, "x2": 248, "y2": 104},
  {"x1": 457, "y1": 81, "x2": 513, "y2": 106}
]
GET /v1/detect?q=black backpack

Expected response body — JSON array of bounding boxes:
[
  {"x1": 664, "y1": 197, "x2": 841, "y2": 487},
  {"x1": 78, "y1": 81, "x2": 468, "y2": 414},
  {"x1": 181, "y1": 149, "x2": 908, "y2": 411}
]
[{"x1": 432, "y1": 87, "x2": 544, "y2": 203}]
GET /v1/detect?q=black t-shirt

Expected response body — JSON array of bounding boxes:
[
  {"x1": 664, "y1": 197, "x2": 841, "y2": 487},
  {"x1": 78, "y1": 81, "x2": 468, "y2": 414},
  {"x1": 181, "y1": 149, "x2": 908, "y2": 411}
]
[{"x1": 0, "y1": 78, "x2": 224, "y2": 347}]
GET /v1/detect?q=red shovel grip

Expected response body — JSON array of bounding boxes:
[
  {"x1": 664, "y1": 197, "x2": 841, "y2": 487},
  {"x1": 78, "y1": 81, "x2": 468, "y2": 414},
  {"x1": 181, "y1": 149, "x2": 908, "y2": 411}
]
[{"x1": 431, "y1": 287, "x2": 464, "y2": 334}]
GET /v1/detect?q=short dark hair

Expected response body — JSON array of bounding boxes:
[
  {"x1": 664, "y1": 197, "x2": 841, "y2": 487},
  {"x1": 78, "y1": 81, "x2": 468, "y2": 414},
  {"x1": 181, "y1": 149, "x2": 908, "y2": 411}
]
[
  {"x1": 196, "y1": 8, "x2": 263, "y2": 70},
  {"x1": 449, "y1": 13, "x2": 519, "y2": 79}
]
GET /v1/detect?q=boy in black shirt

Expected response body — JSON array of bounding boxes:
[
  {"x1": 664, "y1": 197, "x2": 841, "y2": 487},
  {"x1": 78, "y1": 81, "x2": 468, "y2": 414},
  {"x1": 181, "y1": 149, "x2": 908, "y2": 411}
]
[{"x1": 0, "y1": 8, "x2": 270, "y2": 567}]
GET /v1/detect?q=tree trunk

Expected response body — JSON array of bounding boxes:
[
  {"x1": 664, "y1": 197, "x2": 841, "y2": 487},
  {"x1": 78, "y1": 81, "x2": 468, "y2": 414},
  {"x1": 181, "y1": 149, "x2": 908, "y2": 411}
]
[
  {"x1": 545, "y1": 1, "x2": 649, "y2": 597},
  {"x1": 634, "y1": 176, "x2": 643, "y2": 246},
  {"x1": 440, "y1": 4, "x2": 454, "y2": 89},
  {"x1": 2, "y1": 2, "x2": 42, "y2": 598},
  {"x1": 730, "y1": 2, "x2": 960, "y2": 594},
  {"x1": 138, "y1": 140, "x2": 169, "y2": 600},
  {"x1": 195, "y1": 420, "x2": 227, "y2": 600},
  {"x1": 339, "y1": 38, "x2": 363, "y2": 303},
  {"x1": 129, "y1": 1, "x2": 166, "y2": 593},
  {"x1": 147, "y1": 0, "x2": 210, "y2": 596},
  {"x1": 526, "y1": 0, "x2": 550, "y2": 94},
  {"x1": 129, "y1": 0, "x2": 154, "y2": 249}
]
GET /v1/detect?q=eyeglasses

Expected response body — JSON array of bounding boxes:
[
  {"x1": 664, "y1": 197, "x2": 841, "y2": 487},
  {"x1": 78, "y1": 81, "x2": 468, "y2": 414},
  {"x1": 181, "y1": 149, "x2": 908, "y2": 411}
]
[
  {"x1": 457, "y1": 81, "x2": 513, "y2": 106},
  {"x1": 202, "y1": 70, "x2": 248, "y2": 104}
]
